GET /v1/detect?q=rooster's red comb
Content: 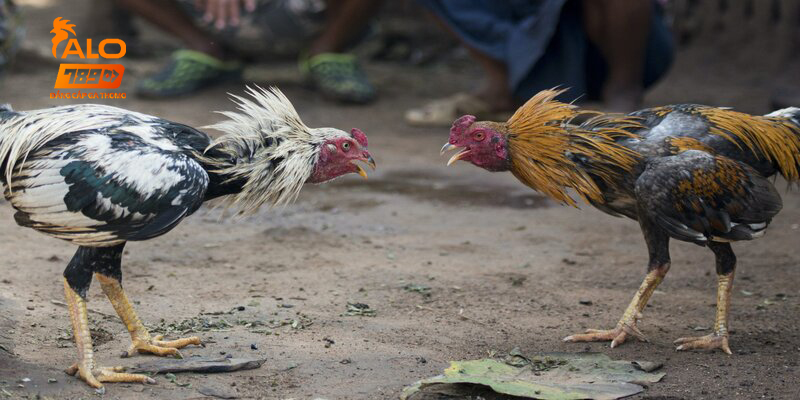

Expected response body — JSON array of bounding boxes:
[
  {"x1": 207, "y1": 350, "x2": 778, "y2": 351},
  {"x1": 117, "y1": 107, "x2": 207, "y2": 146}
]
[
  {"x1": 450, "y1": 115, "x2": 476, "y2": 139},
  {"x1": 351, "y1": 128, "x2": 368, "y2": 147}
]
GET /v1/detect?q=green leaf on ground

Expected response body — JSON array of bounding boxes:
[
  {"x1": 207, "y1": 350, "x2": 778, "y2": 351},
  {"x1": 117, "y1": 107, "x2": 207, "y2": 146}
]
[
  {"x1": 401, "y1": 352, "x2": 664, "y2": 400},
  {"x1": 344, "y1": 302, "x2": 376, "y2": 317},
  {"x1": 403, "y1": 283, "x2": 431, "y2": 295}
]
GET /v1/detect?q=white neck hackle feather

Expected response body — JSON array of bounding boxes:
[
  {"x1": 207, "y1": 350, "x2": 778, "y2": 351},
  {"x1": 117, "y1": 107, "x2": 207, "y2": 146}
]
[
  {"x1": 202, "y1": 85, "x2": 351, "y2": 213},
  {"x1": 0, "y1": 86, "x2": 350, "y2": 215}
]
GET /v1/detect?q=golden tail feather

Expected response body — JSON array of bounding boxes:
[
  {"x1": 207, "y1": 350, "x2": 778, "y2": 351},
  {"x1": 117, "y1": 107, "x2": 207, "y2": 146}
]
[{"x1": 699, "y1": 107, "x2": 800, "y2": 181}]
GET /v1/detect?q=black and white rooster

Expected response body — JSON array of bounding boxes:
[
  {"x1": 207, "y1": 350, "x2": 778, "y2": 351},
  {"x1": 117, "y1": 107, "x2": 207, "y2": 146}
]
[{"x1": 0, "y1": 86, "x2": 375, "y2": 390}]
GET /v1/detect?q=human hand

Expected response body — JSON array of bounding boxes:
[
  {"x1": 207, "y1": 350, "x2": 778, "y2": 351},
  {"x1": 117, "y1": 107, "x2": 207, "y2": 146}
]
[{"x1": 195, "y1": 0, "x2": 257, "y2": 30}]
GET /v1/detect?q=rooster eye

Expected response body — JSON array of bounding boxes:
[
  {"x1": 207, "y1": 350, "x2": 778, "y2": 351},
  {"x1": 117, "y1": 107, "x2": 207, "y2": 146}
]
[
  {"x1": 474, "y1": 131, "x2": 486, "y2": 141},
  {"x1": 342, "y1": 142, "x2": 351, "y2": 151}
]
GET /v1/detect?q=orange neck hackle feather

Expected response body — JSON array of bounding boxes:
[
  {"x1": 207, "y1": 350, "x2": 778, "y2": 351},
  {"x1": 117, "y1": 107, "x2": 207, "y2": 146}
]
[
  {"x1": 505, "y1": 89, "x2": 642, "y2": 206},
  {"x1": 698, "y1": 108, "x2": 800, "y2": 181}
]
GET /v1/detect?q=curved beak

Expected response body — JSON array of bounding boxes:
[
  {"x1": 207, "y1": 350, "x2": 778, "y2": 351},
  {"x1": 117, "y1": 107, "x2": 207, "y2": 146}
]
[
  {"x1": 364, "y1": 153, "x2": 377, "y2": 170},
  {"x1": 352, "y1": 152, "x2": 376, "y2": 180},
  {"x1": 440, "y1": 142, "x2": 470, "y2": 166},
  {"x1": 440, "y1": 143, "x2": 456, "y2": 155}
]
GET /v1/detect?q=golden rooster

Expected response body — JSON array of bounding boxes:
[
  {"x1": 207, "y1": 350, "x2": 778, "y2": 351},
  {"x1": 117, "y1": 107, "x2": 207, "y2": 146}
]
[{"x1": 442, "y1": 89, "x2": 799, "y2": 354}]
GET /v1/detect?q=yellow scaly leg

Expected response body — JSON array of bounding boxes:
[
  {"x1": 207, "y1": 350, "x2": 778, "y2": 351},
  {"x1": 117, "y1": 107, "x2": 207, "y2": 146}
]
[
  {"x1": 563, "y1": 265, "x2": 668, "y2": 348},
  {"x1": 674, "y1": 272, "x2": 734, "y2": 354},
  {"x1": 62, "y1": 278, "x2": 155, "y2": 390},
  {"x1": 95, "y1": 274, "x2": 201, "y2": 358}
]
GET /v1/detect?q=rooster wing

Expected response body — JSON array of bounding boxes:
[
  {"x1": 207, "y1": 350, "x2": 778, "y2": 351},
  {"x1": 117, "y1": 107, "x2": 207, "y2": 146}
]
[
  {"x1": 635, "y1": 149, "x2": 782, "y2": 244},
  {"x1": 1, "y1": 105, "x2": 210, "y2": 247}
]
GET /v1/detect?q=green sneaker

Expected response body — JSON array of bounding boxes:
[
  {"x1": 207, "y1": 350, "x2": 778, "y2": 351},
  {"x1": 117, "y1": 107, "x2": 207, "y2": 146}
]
[
  {"x1": 136, "y1": 50, "x2": 242, "y2": 98},
  {"x1": 302, "y1": 53, "x2": 376, "y2": 104}
]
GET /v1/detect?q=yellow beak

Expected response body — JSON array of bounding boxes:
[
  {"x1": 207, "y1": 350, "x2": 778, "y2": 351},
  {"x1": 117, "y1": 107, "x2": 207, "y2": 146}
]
[
  {"x1": 352, "y1": 155, "x2": 376, "y2": 180},
  {"x1": 355, "y1": 164, "x2": 368, "y2": 180},
  {"x1": 446, "y1": 149, "x2": 471, "y2": 166}
]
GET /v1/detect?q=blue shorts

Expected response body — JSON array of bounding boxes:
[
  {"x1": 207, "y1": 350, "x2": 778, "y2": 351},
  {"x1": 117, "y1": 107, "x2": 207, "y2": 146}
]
[{"x1": 417, "y1": 0, "x2": 675, "y2": 101}]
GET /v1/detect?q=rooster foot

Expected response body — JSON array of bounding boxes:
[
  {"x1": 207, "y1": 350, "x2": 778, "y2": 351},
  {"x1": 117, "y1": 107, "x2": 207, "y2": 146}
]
[
  {"x1": 65, "y1": 362, "x2": 155, "y2": 392},
  {"x1": 674, "y1": 333, "x2": 732, "y2": 355},
  {"x1": 124, "y1": 334, "x2": 201, "y2": 358},
  {"x1": 563, "y1": 321, "x2": 647, "y2": 348}
]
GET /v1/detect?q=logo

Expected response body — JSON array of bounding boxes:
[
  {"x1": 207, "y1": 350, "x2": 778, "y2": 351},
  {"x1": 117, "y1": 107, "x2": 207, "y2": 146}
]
[
  {"x1": 50, "y1": 17, "x2": 126, "y2": 94},
  {"x1": 51, "y1": 17, "x2": 76, "y2": 57}
]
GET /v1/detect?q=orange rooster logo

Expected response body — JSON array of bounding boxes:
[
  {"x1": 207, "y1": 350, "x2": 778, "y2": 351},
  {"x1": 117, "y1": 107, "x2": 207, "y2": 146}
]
[
  {"x1": 48, "y1": 17, "x2": 127, "y2": 92},
  {"x1": 51, "y1": 17, "x2": 76, "y2": 58}
]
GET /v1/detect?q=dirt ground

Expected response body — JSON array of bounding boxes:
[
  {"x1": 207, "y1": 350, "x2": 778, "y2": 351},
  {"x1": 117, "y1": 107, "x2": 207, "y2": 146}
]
[{"x1": 1, "y1": 1, "x2": 799, "y2": 399}]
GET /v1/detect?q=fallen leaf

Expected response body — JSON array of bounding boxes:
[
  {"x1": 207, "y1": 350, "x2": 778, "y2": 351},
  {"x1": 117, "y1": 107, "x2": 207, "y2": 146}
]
[
  {"x1": 401, "y1": 352, "x2": 665, "y2": 400},
  {"x1": 403, "y1": 283, "x2": 431, "y2": 295}
]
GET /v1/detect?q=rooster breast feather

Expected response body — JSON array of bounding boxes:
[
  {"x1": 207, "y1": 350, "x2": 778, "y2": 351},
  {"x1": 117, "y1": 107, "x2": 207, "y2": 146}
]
[
  {"x1": 635, "y1": 150, "x2": 782, "y2": 244},
  {"x1": 1, "y1": 105, "x2": 210, "y2": 246}
]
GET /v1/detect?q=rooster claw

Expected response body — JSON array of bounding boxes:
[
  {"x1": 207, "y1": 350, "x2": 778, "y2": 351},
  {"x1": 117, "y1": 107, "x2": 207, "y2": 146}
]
[
  {"x1": 674, "y1": 334, "x2": 732, "y2": 354},
  {"x1": 65, "y1": 362, "x2": 156, "y2": 389},
  {"x1": 563, "y1": 322, "x2": 647, "y2": 348},
  {"x1": 125, "y1": 335, "x2": 200, "y2": 358},
  {"x1": 620, "y1": 321, "x2": 648, "y2": 342}
]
